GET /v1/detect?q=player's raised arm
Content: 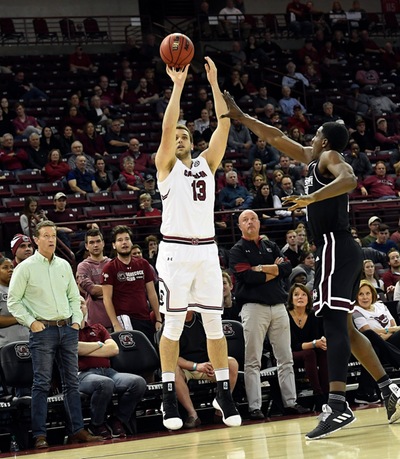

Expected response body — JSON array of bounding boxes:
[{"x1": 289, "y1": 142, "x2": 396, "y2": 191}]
[
  {"x1": 155, "y1": 65, "x2": 189, "y2": 180},
  {"x1": 222, "y1": 92, "x2": 313, "y2": 165},
  {"x1": 201, "y1": 57, "x2": 230, "y2": 173}
]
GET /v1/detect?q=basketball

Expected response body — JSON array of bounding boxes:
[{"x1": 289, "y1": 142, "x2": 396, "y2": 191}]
[{"x1": 159, "y1": 33, "x2": 194, "y2": 69}]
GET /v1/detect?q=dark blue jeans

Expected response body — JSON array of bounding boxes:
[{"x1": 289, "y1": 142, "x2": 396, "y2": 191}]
[
  {"x1": 78, "y1": 368, "x2": 147, "y2": 425},
  {"x1": 29, "y1": 324, "x2": 83, "y2": 438}
]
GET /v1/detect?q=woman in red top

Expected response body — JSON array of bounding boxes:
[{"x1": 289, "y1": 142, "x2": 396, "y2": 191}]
[
  {"x1": 44, "y1": 149, "x2": 70, "y2": 182},
  {"x1": 63, "y1": 106, "x2": 87, "y2": 135}
]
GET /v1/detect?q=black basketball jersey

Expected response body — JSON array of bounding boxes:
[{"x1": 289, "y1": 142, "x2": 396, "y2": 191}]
[{"x1": 305, "y1": 159, "x2": 350, "y2": 244}]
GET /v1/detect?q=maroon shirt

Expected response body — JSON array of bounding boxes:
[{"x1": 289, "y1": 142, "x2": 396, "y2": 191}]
[
  {"x1": 102, "y1": 257, "x2": 155, "y2": 320},
  {"x1": 78, "y1": 322, "x2": 111, "y2": 371}
]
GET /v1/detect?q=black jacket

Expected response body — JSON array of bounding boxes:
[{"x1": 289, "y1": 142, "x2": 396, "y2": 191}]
[{"x1": 229, "y1": 237, "x2": 291, "y2": 307}]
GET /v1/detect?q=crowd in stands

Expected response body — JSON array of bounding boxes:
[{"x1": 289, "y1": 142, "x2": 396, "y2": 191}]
[{"x1": 1, "y1": 0, "x2": 400, "y2": 449}]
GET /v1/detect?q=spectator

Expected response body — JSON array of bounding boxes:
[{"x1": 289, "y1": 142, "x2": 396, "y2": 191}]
[
  {"x1": 0, "y1": 97, "x2": 16, "y2": 122},
  {"x1": 251, "y1": 182, "x2": 280, "y2": 224},
  {"x1": 77, "y1": 298, "x2": 146, "y2": 439},
  {"x1": 219, "y1": 170, "x2": 253, "y2": 210},
  {"x1": 298, "y1": 251, "x2": 315, "y2": 290},
  {"x1": 253, "y1": 86, "x2": 280, "y2": 118},
  {"x1": 382, "y1": 249, "x2": 400, "y2": 298},
  {"x1": 353, "y1": 280, "x2": 400, "y2": 403},
  {"x1": 370, "y1": 90, "x2": 399, "y2": 117},
  {"x1": 86, "y1": 95, "x2": 111, "y2": 127},
  {"x1": 69, "y1": 45, "x2": 97, "y2": 73},
  {"x1": 156, "y1": 88, "x2": 172, "y2": 121},
  {"x1": 279, "y1": 86, "x2": 306, "y2": 117},
  {"x1": 361, "y1": 259, "x2": 385, "y2": 299},
  {"x1": 134, "y1": 77, "x2": 160, "y2": 106},
  {"x1": 57, "y1": 125, "x2": 76, "y2": 157},
  {"x1": 227, "y1": 119, "x2": 253, "y2": 153},
  {"x1": 0, "y1": 257, "x2": 29, "y2": 348},
  {"x1": 282, "y1": 61, "x2": 309, "y2": 91},
  {"x1": 143, "y1": 234, "x2": 159, "y2": 271},
  {"x1": 298, "y1": 38, "x2": 320, "y2": 64},
  {"x1": 194, "y1": 109, "x2": 210, "y2": 134},
  {"x1": 0, "y1": 133, "x2": 29, "y2": 171},
  {"x1": 223, "y1": 69, "x2": 249, "y2": 103},
  {"x1": 275, "y1": 154, "x2": 301, "y2": 183},
  {"x1": 26, "y1": 132, "x2": 48, "y2": 170},
  {"x1": 76, "y1": 229, "x2": 112, "y2": 329},
  {"x1": 244, "y1": 35, "x2": 268, "y2": 72},
  {"x1": 7, "y1": 71, "x2": 48, "y2": 102},
  {"x1": 202, "y1": 116, "x2": 218, "y2": 143},
  {"x1": 172, "y1": 310, "x2": 239, "y2": 428},
  {"x1": 197, "y1": 1, "x2": 213, "y2": 39},
  {"x1": 259, "y1": 31, "x2": 283, "y2": 59},
  {"x1": 360, "y1": 161, "x2": 399, "y2": 199},
  {"x1": 67, "y1": 141, "x2": 95, "y2": 174},
  {"x1": 64, "y1": 106, "x2": 88, "y2": 135},
  {"x1": 77, "y1": 122, "x2": 107, "y2": 159},
  {"x1": 216, "y1": 159, "x2": 244, "y2": 192},
  {"x1": 46, "y1": 192, "x2": 96, "y2": 249},
  {"x1": 355, "y1": 59, "x2": 381, "y2": 92},
  {"x1": 283, "y1": 229, "x2": 303, "y2": 268},
  {"x1": 94, "y1": 157, "x2": 113, "y2": 191},
  {"x1": 0, "y1": 107, "x2": 15, "y2": 137},
  {"x1": 249, "y1": 137, "x2": 280, "y2": 170},
  {"x1": 12, "y1": 102, "x2": 42, "y2": 139},
  {"x1": 44, "y1": 149, "x2": 70, "y2": 182},
  {"x1": 287, "y1": 104, "x2": 310, "y2": 134},
  {"x1": 102, "y1": 225, "x2": 162, "y2": 343},
  {"x1": 374, "y1": 118, "x2": 400, "y2": 150},
  {"x1": 40, "y1": 126, "x2": 61, "y2": 155},
  {"x1": 361, "y1": 216, "x2": 381, "y2": 247},
  {"x1": 218, "y1": 0, "x2": 248, "y2": 39},
  {"x1": 103, "y1": 119, "x2": 129, "y2": 155},
  {"x1": 347, "y1": 28, "x2": 365, "y2": 58},
  {"x1": 10, "y1": 233, "x2": 34, "y2": 267},
  {"x1": 221, "y1": 271, "x2": 240, "y2": 321},
  {"x1": 350, "y1": 118, "x2": 376, "y2": 154},
  {"x1": 229, "y1": 210, "x2": 310, "y2": 419},
  {"x1": 230, "y1": 41, "x2": 247, "y2": 71},
  {"x1": 286, "y1": 0, "x2": 313, "y2": 38},
  {"x1": 328, "y1": 1, "x2": 348, "y2": 33},
  {"x1": 67, "y1": 154, "x2": 100, "y2": 195},
  {"x1": 287, "y1": 283, "x2": 328, "y2": 411},
  {"x1": 344, "y1": 142, "x2": 372, "y2": 179},
  {"x1": 7, "y1": 220, "x2": 102, "y2": 449},
  {"x1": 320, "y1": 101, "x2": 341, "y2": 123},
  {"x1": 66, "y1": 93, "x2": 88, "y2": 117},
  {"x1": 347, "y1": 84, "x2": 370, "y2": 117},
  {"x1": 136, "y1": 193, "x2": 162, "y2": 230},
  {"x1": 20, "y1": 196, "x2": 45, "y2": 237},
  {"x1": 117, "y1": 156, "x2": 143, "y2": 192},
  {"x1": 360, "y1": 29, "x2": 384, "y2": 56},
  {"x1": 97, "y1": 75, "x2": 120, "y2": 108},
  {"x1": 382, "y1": 41, "x2": 400, "y2": 73},
  {"x1": 370, "y1": 224, "x2": 398, "y2": 255},
  {"x1": 120, "y1": 138, "x2": 150, "y2": 174}
]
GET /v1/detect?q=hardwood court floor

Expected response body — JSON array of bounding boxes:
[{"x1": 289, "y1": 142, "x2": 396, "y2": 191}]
[{"x1": 5, "y1": 405, "x2": 400, "y2": 458}]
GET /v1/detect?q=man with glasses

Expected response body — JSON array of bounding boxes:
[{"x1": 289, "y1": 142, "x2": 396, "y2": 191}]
[
  {"x1": 120, "y1": 138, "x2": 150, "y2": 174},
  {"x1": 103, "y1": 120, "x2": 129, "y2": 154},
  {"x1": 67, "y1": 140, "x2": 95, "y2": 174}
]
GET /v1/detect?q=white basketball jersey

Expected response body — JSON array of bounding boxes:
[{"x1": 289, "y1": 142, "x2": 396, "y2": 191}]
[{"x1": 158, "y1": 156, "x2": 215, "y2": 239}]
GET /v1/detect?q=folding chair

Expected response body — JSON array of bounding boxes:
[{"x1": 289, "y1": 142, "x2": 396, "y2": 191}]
[
  {"x1": 83, "y1": 18, "x2": 109, "y2": 43},
  {"x1": 0, "y1": 18, "x2": 25, "y2": 45},
  {"x1": 59, "y1": 18, "x2": 85, "y2": 43},
  {"x1": 33, "y1": 18, "x2": 58, "y2": 44}
]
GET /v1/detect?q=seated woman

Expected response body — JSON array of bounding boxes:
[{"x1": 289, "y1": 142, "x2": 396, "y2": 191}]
[
  {"x1": 353, "y1": 280, "x2": 400, "y2": 404},
  {"x1": 40, "y1": 126, "x2": 61, "y2": 155},
  {"x1": 298, "y1": 251, "x2": 315, "y2": 291},
  {"x1": 251, "y1": 182, "x2": 280, "y2": 225},
  {"x1": 20, "y1": 196, "x2": 45, "y2": 237},
  {"x1": 117, "y1": 156, "x2": 143, "y2": 192},
  {"x1": 94, "y1": 157, "x2": 113, "y2": 191},
  {"x1": 44, "y1": 149, "x2": 70, "y2": 182},
  {"x1": 361, "y1": 259, "x2": 385, "y2": 300},
  {"x1": 63, "y1": 105, "x2": 87, "y2": 135},
  {"x1": 287, "y1": 283, "x2": 329, "y2": 411},
  {"x1": 246, "y1": 158, "x2": 267, "y2": 191}
]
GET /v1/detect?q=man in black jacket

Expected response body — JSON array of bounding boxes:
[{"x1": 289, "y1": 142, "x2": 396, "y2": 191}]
[{"x1": 229, "y1": 209, "x2": 309, "y2": 420}]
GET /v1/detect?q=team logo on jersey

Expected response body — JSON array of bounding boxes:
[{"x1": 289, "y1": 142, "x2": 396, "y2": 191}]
[
  {"x1": 193, "y1": 160, "x2": 200, "y2": 167},
  {"x1": 15, "y1": 343, "x2": 31, "y2": 360},
  {"x1": 1, "y1": 293, "x2": 7, "y2": 301},
  {"x1": 118, "y1": 332, "x2": 136, "y2": 348},
  {"x1": 304, "y1": 176, "x2": 313, "y2": 195},
  {"x1": 312, "y1": 289, "x2": 318, "y2": 302}
]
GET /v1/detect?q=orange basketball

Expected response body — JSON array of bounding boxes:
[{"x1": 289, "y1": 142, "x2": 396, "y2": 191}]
[{"x1": 159, "y1": 33, "x2": 194, "y2": 69}]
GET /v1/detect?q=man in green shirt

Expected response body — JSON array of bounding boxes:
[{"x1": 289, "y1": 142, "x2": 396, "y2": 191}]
[{"x1": 8, "y1": 220, "x2": 102, "y2": 449}]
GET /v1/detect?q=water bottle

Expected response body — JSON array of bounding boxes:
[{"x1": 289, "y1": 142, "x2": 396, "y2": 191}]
[{"x1": 9, "y1": 435, "x2": 19, "y2": 452}]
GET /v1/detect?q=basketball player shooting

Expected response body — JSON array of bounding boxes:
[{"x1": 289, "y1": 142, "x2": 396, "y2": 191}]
[{"x1": 155, "y1": 59, "x2": 241, "y2": 430}]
